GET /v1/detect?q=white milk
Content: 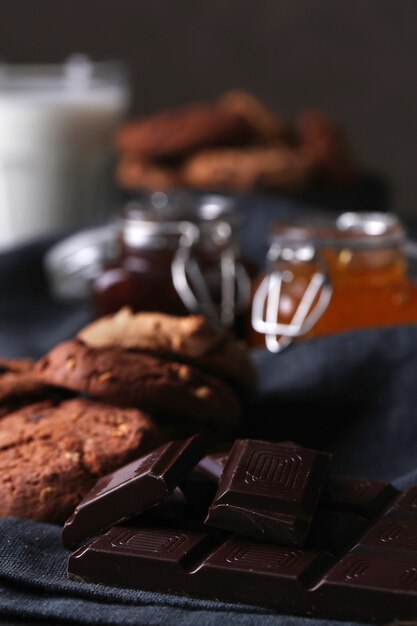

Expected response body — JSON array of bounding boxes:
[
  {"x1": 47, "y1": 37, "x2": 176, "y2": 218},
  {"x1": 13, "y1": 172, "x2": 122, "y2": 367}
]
[{"x1": 0, "y1": 57, "x2": 129, "y2": 248}]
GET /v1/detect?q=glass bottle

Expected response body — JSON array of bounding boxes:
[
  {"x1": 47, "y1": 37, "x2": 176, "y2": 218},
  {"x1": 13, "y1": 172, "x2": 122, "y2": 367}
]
[{"x1": 249, "y1": 212, "x2": 417, "y2": 351}]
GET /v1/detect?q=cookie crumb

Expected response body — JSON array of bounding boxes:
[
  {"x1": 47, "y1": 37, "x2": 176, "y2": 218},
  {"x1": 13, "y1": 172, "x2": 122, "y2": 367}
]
[{"x1": 96, "y1": 371, "x2": 113, "y2": 383}]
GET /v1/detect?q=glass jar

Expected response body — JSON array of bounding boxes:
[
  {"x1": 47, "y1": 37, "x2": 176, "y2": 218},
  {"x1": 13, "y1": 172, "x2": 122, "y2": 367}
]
[
  {"x1": 249, "y1": 212, "x2": 417, "y2": 351},
  {"x1": 92, "y1": 193, "x2": 251, "y2": 331},
  {"x1": 0, "y1": 55, "x2": 129, "y2": 248}
]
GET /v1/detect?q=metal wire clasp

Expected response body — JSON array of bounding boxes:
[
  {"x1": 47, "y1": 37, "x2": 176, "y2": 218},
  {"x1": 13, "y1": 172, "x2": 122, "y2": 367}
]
[
  {"x1": 251, "y1": 244, "x2": 332, "y2": 352},
  {"x1": 171, "y1": 220, "x2": 250, "y2": 326}
]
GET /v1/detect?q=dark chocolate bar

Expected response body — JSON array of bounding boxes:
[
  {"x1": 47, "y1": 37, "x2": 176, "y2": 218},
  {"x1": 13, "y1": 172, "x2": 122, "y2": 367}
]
[
  {"x1": 61, "y1": 435, "x2": 205, "y2": 549},
  {"x1": 69, "y1": 479, "x2": 417, "y2": 624},
  {"x1": 205, "y1": 439, "x2": 331, "y2": 546}
]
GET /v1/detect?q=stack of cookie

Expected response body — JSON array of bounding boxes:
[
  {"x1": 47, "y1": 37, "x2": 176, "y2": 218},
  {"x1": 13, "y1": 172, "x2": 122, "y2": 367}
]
[
  {"x1": 37, "y1": 308, "x2": 254, "y2": 438},
  {"x1": 0, "y1": 310, "x2": 255, "y2": 524},
  {"x1": 115, "y1": 90, "x2": 357, "y2": 194},
  {"x1": 0, "y1": 355, "x2": 163, "y2": 524}
]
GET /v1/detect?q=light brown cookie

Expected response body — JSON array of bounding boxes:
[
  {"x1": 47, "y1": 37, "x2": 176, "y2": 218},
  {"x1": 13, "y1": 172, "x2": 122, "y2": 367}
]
[
  {"x1": 0, "y1": 398, "x2": 163, "y2": 523},
  {"x1": 219, "y1": 90, "x2": 286, "y2": 142},
  {"x1": 116, "y1": 157, "x2": 182, "y2": 191},
  {"x1": 114, "y1": 103, "x2": 250, "y2": 159},
  {"x1": 182, "y1": 146, "x2": 311, "y2": 192},
  {"x1": 78, "y1": 309, "x2": 256, "y2": 393},
  {"x1": 78, "y1": 310, "x2": 222, "y2": 358},
  {"x1": 35, "y1": 340, "x2": 241, "y2": 433}
]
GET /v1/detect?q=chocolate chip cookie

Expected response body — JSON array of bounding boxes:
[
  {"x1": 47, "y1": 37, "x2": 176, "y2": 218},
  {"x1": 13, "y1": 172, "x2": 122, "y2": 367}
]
[
  {"x1": 36, "y1": 340, "x2": 241, "y2": 433},
  {"x1": 78, "y1": 309, "x2": 256, "y2": 393},
  {"x1": 0, "y1": 398, "x2": 162, "y2": 523},
  {"x1": 115, "y1": 103, "x2": 250, "y2": 159}
]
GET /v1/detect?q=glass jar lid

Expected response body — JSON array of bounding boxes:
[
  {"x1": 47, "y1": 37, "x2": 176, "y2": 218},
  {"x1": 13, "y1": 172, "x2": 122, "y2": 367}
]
[
  {"x1": 121, "y1": 192, "x2": 241, "y2": 249},
  {"x1": 270, "y1": 212, "x2": 405, "y2": 250},
  {"x1": 121, "y1": 192, "x2": 239, "y2": 224}
]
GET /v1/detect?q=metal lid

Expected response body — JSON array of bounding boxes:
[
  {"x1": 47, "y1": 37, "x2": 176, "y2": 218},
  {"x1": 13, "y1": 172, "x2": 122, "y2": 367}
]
[
  {"x1": 270, "y1": 212, "x2": 405, "y2": 250},
  {"x1": 121, "y1": 192, "x2": 240, "y2": 248},
  {"x1": 122, "y1": 192, "x2": 239, "y2": 223}
]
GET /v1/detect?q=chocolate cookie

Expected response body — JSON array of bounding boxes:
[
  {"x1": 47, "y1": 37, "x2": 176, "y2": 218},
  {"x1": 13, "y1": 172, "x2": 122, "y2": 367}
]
[
  {"x1": 0, "y1": 398, "x2": 162, "y2": 523},
  {"x1": 297, "y1": 110, "x2": 357, "y2": 183},
  {"x1": 116, "y1": 157, "x2": 182, "y2": 191},
  {"x1": 0, "y1": 357, "x2": 53, "y2": 418},
  {"x1": 36, "y1": 340, "x2": 241, "y2": 433},
  {"x1": 182, "y1": 146, "x2": 311, "y2": 192},
  {"x1": 78, "y1": 309, "x2": 256, "y2": 394},
  {"x1": 115, "y1": 103, "x2": 250, "y2": 159}
]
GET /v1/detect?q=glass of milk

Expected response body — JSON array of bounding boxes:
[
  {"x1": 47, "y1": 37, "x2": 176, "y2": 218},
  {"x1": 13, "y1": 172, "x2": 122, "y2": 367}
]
[{"x1": 0, "y1": 55, "x2": 130, "y2": 249}]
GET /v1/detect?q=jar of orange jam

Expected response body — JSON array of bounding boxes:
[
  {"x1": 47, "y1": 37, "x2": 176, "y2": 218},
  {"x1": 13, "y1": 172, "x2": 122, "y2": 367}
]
[{"x1": 249, "y1": 212, "x2": 417, "y2": 351}]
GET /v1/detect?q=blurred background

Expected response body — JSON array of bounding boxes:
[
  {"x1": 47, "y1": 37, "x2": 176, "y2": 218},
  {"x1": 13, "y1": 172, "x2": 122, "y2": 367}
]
[
  {"x1": 1, "y1": 0, "x2": 416, "y2": 216},
  {"x1": 2, "y1": 0, "x2": 417, "y2": 356}
]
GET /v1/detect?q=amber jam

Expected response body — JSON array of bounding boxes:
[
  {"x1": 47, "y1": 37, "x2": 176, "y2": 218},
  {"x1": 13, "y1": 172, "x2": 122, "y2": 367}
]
[
  {"x1": 249, "y1": 212, "x2": 417, "y2": 351},
  {"x1": 92, "y1": 194, "x2": 251, "y2": 330}
]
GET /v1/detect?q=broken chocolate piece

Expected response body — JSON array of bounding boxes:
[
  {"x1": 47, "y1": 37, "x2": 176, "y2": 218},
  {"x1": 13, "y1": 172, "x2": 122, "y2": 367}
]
[
  {"x1": 205, "y1": 439, "x2": 331, "y2": 546},
  {"x1": 61, "y1": 435, "x2": 205, "y2": 549}
]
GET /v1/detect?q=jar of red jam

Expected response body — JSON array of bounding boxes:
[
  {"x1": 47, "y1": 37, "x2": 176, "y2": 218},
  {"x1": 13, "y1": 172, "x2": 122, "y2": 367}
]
[
  {"x1": 92, "y1": 193, "x2": 251, "y2": 330},
  {"x1": 249, "y1": 212, "x2": 417, "y2": 351}
]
